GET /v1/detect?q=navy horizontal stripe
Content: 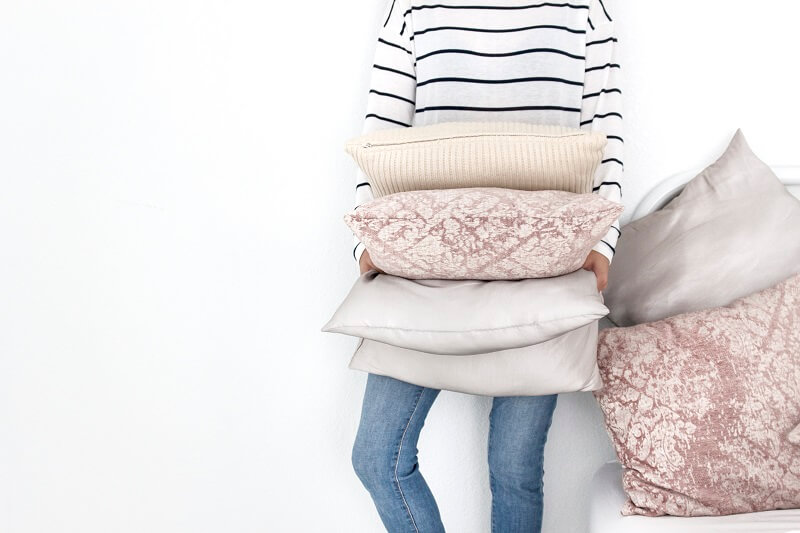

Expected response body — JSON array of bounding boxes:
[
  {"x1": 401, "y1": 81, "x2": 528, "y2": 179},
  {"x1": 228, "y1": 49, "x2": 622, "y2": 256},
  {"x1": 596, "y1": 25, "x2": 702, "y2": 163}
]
[
  {"x1": 369, "y1": 89, "x2": 415, "y2": 105},
  {"x1": 404, "y1": 2, "x2": 590, "y2": 17},
  {"x1": 417, "y1": 46, "x2": 584, "y2": 61},
  {"x1": 413, "y1": 23, "x2": 585, "y2": 37},
  {"x1": 605, "y1": 135, "x2": 624, "y2": 143},
  {"x1": 599, "y1": 239, "x2": 616, "y2": 254},
  {"x1": 592, "y1": 181, "x2": 622, "y2": 192},
  {"x1": 609, "y1": 225, "x2": 622, "y2": 237},
  {"x1": 373, "y1": 63, "x2": 415, "y2": 80},
  {"x1": 582, "y1": 88, "x2": 622, "y2": 99},
  {"x1": 417, "y1": 75, "x2": 583, "y2": 88},
  {"x1": 580, "y1": 111, "x2": 623, "y2": 126},
  {"x1": 416, "y1": 104, "x2": 580, "y2": 113},
  {"x1": 602, "y1": 157, "x2": 624, "y2": 166},
  {"x1": 585, "y1": 62, "x2": 620, "y2": 73},
  {"x1": 378, "y1": 37, "x2": 412, "y2": 55},
  {"x1": 355, "y1": 182, "x2": 371, "y2": 189},
  {"x1": 586, "y1": 36, "x2": 618, "y2": 47},
  {"x1": 365, "y1": 113, "x2": 412, "y2": 127}
]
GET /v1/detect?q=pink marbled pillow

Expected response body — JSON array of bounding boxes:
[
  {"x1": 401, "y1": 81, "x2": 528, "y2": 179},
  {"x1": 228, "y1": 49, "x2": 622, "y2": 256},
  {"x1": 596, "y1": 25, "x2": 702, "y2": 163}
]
[
  {"x1": 345, "y1": 187, "x2": 623, "y2": 280},
  {"x1": 595, "y1": 273, "x2": 800, "y2": 517},
  {"x1": 790, "y1": 424, "x2": 800, "y2": 445}
]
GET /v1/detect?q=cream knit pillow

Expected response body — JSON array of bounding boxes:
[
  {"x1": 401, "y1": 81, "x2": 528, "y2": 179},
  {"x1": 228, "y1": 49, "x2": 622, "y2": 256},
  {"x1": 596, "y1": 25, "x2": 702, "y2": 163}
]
[{"x1": 345, "y1": 121, "x2": 607, "y2": 197}]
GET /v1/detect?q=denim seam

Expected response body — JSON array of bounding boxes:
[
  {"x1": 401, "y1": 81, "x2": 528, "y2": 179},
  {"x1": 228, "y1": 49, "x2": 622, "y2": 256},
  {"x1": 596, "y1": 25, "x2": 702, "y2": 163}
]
[
  {"x1": 538, "y1": 396, "x2": 558, "y2": 495},
  {"x1": 533, "y1": 398, "x2": 557, "y2": 533},
  {"x1": 488, "y1": 405, "x2": 496, "y2": 533},
  {"x1": 394, "y1": 388, "x2": 424, "y2": 533}
]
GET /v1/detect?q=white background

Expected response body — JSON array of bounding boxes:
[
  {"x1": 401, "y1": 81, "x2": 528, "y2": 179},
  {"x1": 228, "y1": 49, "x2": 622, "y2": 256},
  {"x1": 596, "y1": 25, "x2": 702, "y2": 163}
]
[{"x1": 1, "y1": 1, "x2": 799, "y2": 532}]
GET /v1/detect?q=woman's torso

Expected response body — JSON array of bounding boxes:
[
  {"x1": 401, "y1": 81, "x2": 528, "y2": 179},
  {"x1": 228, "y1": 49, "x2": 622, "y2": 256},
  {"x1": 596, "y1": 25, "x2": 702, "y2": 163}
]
[{"x1": 409, "y1": 1, "x2": 591, "y2": 127}]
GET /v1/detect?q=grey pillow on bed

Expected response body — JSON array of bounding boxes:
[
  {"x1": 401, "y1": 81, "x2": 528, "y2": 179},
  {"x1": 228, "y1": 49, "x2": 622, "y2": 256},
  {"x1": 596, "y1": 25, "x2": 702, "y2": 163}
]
[{"x1": 605, "y1": 129, "x2": 800, "y2": 326}]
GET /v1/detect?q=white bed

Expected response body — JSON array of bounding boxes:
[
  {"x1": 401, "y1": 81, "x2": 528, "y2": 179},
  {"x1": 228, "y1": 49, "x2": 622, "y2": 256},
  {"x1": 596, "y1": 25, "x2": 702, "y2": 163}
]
[
  {"x1": 590, "y1": 462, "x2": 800, "y2": 533},
  {"x1": 588, "y1": 165, "x2": 800, "y2": 533}
]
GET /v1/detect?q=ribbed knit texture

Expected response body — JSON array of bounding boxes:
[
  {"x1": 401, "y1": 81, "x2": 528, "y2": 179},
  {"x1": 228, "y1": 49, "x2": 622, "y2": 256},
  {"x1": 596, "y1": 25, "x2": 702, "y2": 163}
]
[{"x1": 346, "y1": 121, "x2": 606, "y2": 197}]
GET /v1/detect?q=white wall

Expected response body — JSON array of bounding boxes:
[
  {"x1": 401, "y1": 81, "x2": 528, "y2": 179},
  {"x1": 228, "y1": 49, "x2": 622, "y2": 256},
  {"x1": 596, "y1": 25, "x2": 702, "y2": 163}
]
[{"x1": 1, "y1": 1, "x2": 798, "y2": 532}]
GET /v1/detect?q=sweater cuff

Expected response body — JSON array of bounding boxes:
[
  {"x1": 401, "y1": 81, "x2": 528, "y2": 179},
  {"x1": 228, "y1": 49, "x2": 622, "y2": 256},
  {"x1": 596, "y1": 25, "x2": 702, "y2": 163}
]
[
  {"x1": 592, "y1": 241, "x2": 614, "y2": 264},
  {"x1": 592, "y1": 224, "x2": 619, "y2": 265},
  {"x1": 353, "y1": 241, "x2": 366, "y2": 269}
]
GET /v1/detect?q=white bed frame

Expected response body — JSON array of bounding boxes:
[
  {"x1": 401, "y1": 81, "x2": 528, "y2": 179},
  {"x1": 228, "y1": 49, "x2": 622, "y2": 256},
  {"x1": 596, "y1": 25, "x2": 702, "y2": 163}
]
[{"x1": 590, "y1": 164, "x2": 800, "y2": 533}]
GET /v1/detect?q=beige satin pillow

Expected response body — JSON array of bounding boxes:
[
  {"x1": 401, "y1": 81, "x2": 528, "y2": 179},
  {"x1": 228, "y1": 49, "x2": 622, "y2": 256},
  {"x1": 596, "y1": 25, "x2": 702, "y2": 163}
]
[
  {"x1": 345, "y1": 121, "x2": 607, "y2": 197},
  {"x1": 322, "y1": 268, "x2": 607, "y2": 355},
  {"x1": 605, "y1": 130, "x2": 800, "y2": 326},
  {"x1": 350, "y1": 321, "x2": 601, "y2": 397}
]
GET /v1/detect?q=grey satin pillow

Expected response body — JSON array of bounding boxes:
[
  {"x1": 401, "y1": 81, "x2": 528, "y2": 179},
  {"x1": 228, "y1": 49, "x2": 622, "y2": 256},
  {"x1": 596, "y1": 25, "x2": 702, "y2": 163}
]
[
  {"x1": 322, "y1": 269, "x2": 607, "y2": 355},
  {"x1": 349, "y1": 322, "x2": 601, "y2": 397},
  {"x1": 605, "y1": 130, "x2": 800, "y2": 326}
]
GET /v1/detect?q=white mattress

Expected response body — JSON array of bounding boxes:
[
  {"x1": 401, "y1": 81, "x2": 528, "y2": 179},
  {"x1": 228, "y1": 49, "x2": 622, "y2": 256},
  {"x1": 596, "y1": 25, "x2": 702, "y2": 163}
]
[{"x1": 589, "y1": 462, "x2": 800, "y2": 533}]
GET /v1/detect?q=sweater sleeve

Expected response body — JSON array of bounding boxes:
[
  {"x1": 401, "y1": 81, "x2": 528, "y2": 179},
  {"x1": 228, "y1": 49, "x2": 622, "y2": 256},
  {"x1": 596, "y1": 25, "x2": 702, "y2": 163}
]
[
  {"x1": 352, "y1": 0, "x2": 417, "y2": 268},
  {"x1": 581, "y1": 0, "x2": 623, "y2": 264}
]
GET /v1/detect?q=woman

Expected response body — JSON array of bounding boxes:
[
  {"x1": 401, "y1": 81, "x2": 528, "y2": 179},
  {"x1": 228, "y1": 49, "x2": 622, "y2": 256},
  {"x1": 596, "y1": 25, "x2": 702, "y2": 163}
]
[{"x1": 350, "y1": 1, "x2": 623, "y2": 531}]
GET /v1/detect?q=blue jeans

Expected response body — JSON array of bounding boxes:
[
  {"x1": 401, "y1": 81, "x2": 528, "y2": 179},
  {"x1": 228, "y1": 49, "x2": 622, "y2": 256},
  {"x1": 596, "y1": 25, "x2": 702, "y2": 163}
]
[{"x1": 352, "y1": 373, "x2": 558, "y2": 533}]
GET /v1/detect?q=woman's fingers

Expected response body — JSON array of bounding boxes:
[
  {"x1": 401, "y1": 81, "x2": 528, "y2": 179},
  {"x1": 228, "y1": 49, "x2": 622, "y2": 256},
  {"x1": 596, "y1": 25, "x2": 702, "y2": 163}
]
[{"x1": 582, "y1": 250, "x2": 609, "y2": 292}]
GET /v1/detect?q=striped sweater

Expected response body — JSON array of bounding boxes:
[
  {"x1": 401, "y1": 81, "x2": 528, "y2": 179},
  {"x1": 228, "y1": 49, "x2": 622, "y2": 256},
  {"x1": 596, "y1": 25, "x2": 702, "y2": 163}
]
[{"x1": 353, "y1": 0, "x2": 623, "y2": 266}]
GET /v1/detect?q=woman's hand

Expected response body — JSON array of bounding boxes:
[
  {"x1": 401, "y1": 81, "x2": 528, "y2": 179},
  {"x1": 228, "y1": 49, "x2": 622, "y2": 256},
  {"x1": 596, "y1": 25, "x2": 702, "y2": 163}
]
[
  {"x1": 582, "y1": 250, "x2": 610, "y2": 292},
  {"x1": 359, "y1": 250, "x2": 385, "y2": 275}
]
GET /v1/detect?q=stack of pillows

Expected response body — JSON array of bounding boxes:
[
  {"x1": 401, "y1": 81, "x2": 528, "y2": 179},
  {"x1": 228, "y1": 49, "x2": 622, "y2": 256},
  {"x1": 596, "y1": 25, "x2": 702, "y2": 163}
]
[
  {"x1": 323, "y1": 121, "x2": 623, "y2": 396},
  {"x1": 594, "y1": 130, "x2": 800, "y2": 517}
]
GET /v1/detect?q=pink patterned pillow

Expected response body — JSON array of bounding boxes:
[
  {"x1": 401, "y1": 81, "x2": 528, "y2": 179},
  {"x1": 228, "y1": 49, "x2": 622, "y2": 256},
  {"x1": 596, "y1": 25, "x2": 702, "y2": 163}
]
[
  {"x1": 345, "y1": 187, "x2": 623, "y2": 280},
  {"x1": 790, "y1": 424, "x2": 800, "y2": 445},
  {"x1": 595, "y1": 273, "x2": 800, "y2": 517}
]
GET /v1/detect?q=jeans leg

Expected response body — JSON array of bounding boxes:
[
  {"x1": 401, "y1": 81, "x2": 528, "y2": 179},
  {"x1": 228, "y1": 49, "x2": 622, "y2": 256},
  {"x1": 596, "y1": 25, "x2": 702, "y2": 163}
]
[
  {"x1": 487, "y1": 394, "x2": 558, "y2": 533},
  {"x1": 352, "y1": 373, "x2": 444, "y2": 533}
]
